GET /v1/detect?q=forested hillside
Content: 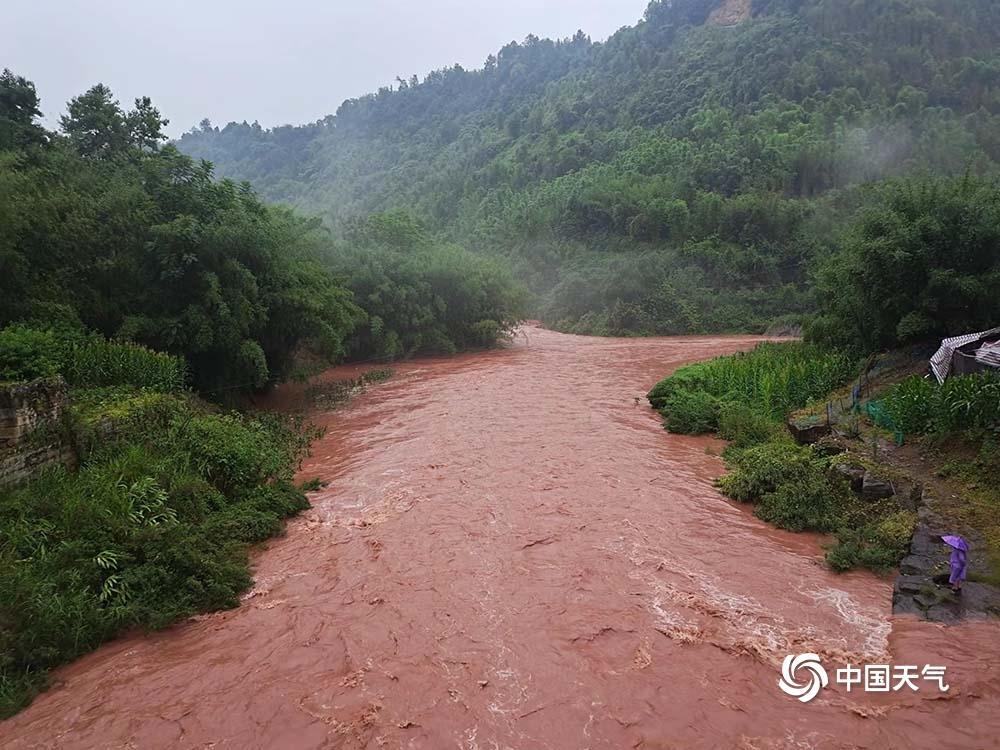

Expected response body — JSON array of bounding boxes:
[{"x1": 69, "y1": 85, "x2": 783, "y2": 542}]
[
  {"x1": 0, "y1": 74, "x2": 525, "y2": 391},
  {"x1": 178, "y1": 0, "x2": 1000, "y2": 335}
]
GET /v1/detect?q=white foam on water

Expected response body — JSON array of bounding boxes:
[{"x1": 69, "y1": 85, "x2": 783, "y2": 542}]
[
  {"x1": 804, "y1": 586, "x2": 891, "y2": 659},
  {"x1": 606, "y1": 534, "x2": 889, "y2": 667}
]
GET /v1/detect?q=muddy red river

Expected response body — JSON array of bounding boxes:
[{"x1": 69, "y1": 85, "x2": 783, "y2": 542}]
[{"x1": 4, "y1": 327, "x2": 1000, "y2": 749}]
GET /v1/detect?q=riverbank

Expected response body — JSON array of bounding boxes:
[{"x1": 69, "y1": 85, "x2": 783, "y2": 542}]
[
  {"x1": 0, "y1": 354, "x2": 321, "y2": 717},
  {"x1": 648, "y1": 341, "x2": 1000, "y2": 622}
]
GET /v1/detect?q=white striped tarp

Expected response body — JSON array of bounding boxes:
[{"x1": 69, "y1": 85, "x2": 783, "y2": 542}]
[
  {"x1": 976, "y1": 340, "x2": 1000, "y2": 369},
  {"x1": 930, "y1": 327, "x2": 1000, "y2": 383}
]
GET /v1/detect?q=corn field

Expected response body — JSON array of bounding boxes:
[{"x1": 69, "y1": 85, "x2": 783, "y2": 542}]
[
  {"x1": 63, "y1": 340, "x2": 186, "y2": 392},
  {"x1": 648, "y1": 342, "x2": 859, "y2": 419},
  {"x1": 882, "y1": 372, "x2": 1000, "y2": 434}
]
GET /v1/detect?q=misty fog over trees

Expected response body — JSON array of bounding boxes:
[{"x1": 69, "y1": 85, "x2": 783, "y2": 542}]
[{"x1": 178, "y1": 0, "x2": 1000, "y2": 342}]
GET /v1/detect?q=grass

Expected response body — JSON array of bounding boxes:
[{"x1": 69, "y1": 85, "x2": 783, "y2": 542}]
[
  {"x1": 0, "y1": 391, "x2": 315, "y2": 717},
  {"x1": 62, "y1": 339, "x2": 186, "y2": 392},
  {"x1": 919, "y1": 435, "x2": 1000, "y2": 587},
  {"x1": 0, "y1": 324, "x2": 186, "y2": 391},
  {"x1": 882, "y1": 372, "x2": 1000, "y2": 435}
]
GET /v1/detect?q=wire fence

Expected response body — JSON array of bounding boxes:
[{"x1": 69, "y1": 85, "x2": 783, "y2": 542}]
[{"x1": 802, "y1": 355, "x2": 907, "y2": 445}]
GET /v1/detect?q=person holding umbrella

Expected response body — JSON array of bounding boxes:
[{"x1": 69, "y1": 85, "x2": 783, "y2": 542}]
[{"x1": 942, "y1": 535, "x2": 969, "y2": 594}]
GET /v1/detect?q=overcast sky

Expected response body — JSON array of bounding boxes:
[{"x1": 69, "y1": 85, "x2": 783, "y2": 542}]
[{"x1": 9, "y1": 0, "x2": 645, "y2": 137}]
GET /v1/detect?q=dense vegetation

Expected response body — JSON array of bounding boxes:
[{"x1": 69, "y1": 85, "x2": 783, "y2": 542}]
[
  {"x1": 177, "y1": 0, "x2": 1000, "y2": 335},
  {"x1": 326, "y1": 211, "x2": 526, "y2": 361},
  {"x1": 647, "y1": 342, "x2": 856, "y2": 429},
  {"x1": 882, "y1": 372, "x2": 1000, "y2": 435},
  {"x1": 879, "y1": 372, "x2": 1000, "y2": 584},
  {"x1": 0, "y1": 325, "x2": 322, "y2": 717},
  {"x1": 648, "y1": 343, "x2": 914, "y2": 572},
  {"x1": 4, "y1": 0, "x2": 1000, "y2": 712},
  {"x1": 0, "y1": 326, "x2": 186, "y2": 390},
  {"x1": 808, "y1": 176, "x2": 1000, "y2": 352},
  {"x1": 0, "y1": 71, "x2": 525, "y2": 394},
  {"x1": 0, "y1": 75, "x2": 360, "y2": 393}
]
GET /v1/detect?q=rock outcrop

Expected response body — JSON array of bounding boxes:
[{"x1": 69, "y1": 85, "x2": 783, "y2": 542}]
[{"x1": 708, "y1": 0, "x2": 752, "y2": 26}]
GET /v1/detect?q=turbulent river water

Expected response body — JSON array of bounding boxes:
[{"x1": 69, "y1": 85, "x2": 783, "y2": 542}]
[{"x1": 4, "y1": 326, "x2": 1000, "y2": 749}]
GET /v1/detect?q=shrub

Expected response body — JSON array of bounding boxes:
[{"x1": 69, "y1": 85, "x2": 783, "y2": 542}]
[
  {"x1": 0, "y1": 392, "x2": 314, "y2": 717},
  {"x1": 661, "y1": 389, "x2": 720, "y2": 434},
  {"x1": 717, "y1": 402, "x2": 776, "y2": 448},
  {"x1": 755, "y1": 475, "x2": 847, "y2": 533},
  {"x1": 648, "y1": 364, "x2": 713, "y2": 411},
  {"x1": 716, "y1": 442, "x2": 816, "y2": 502},
  {"x1": 825, "y1": 538, "x2": 862, "y2": 573},
  {"x1": 828, "y1": 511, "x2": 917, "y2": 572},
  {"x1": 172, "y1": 414, "x2": 285, "y2": 493},
  {"x1": 0, "y1": 326, "x2": 62, "y2": 382}
]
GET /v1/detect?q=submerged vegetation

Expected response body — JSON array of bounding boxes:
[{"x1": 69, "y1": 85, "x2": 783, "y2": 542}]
[{"x1": 306, "y1": 367, "x2": 395, "y2": 409}]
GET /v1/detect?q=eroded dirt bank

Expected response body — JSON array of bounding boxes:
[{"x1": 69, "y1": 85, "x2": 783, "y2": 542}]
[{"x1": 3, "y1": 327, "x2": 999, "y2": 749}]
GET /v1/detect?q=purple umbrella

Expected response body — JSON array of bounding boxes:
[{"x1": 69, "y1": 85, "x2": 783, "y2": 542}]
[
  {"x1": 943, "y1": 535, "x2": 970, "y2": 589},
  {"x1": 942, "y1": 535, "x2": 969, "y2": 552}
]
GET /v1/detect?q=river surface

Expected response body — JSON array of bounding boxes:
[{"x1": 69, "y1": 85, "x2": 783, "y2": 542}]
[{"x1": 4, "y1": 327, "x2": 1000, "y2": 749}]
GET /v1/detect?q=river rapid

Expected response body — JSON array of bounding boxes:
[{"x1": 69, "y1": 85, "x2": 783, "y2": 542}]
[{"x1": 4, "y1": 326, "x2": 999, "y2": 749}]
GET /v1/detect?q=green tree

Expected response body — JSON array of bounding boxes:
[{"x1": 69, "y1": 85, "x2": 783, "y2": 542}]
[
  {"x1": 60, "y1": 84, "x2": 129, "y2": 157},
  {"x1": 0, "y1": 69, "x2": 46, "y2": 150},
  {"x1": 125, "y1": 96, "x2": 169, "y2": 152},
  {"x1": 808, "y1": 175, "x2": 1000, "y2": 351},
  {"x1": 2, "y1": 78, "x2": 363, "y2": 393}
]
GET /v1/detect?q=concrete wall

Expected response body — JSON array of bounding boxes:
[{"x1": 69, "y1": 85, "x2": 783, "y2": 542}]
[{"x1": 0, "y1": 378, "x2": 76, "y2": 488}]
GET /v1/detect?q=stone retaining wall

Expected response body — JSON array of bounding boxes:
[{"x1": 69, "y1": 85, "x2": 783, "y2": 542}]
[{"x1": 0, "y1": 377, "x2": 76, "y2": 488}]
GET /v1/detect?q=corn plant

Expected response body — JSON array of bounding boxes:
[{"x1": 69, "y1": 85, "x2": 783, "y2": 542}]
[
  {"x1": 648, "y1": 342, "x2": 859, "y2": 424},
  {"x1": 63, "y1": 339, "x2": 186, "y2": 392}
]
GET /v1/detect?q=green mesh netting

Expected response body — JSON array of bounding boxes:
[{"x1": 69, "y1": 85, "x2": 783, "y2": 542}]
[{"x1": 866, "y1": 400, "x2": 904, "y2": 446}]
